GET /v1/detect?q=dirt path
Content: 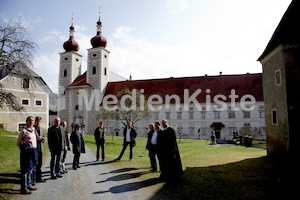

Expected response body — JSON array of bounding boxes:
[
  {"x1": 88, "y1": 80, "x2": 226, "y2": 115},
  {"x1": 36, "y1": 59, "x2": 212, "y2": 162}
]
[{"x1": 10, "y1": 146, "x2": 167, "y2": 200}]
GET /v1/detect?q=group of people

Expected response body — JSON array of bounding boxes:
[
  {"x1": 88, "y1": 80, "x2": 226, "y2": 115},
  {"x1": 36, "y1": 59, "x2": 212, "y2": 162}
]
[
  {"x1": 94, "y1": 119, "x2": 183, "y2": 182},
  {"x1": 16, "y1": 116, "x2": 47, "y2": 194},
  {"x1": 17, "y1": 116, "x2": 182, "y2": 194},
  {"x1": 16, "y1": 116, "x2": 85, "y2": 194},
  {"x1": 146, "y1": 119, "x2": 183, "y2": 181},
  {"x1": 48, "y1": 117, "x2": 85, "y2": 179}
]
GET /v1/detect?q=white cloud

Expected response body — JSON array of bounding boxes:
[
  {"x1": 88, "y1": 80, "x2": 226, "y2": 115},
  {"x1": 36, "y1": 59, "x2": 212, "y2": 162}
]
[
  {"x1": 108, "y1": 21, "x2": 260, "y2": 82},
  {"x1": 109, "y1": 0, "x2": 290, "y2": 81},
  {"x1": 167, "y1": 0, "x2": 190, "y2": 13},
  {"x1": 109, "y1": 25, "x2": 211, "y2": 80},
  {"x1": 32, "y1": 0, "x2": 291, "y2": 93},
  {"x1": 34, "y1": 51, "x2": 60, "y2": 93}
]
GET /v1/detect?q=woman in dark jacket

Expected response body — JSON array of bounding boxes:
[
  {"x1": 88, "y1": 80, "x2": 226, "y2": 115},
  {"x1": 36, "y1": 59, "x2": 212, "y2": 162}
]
[{"x1": 70, "y1": 124, "x2": 85, "y2": 170}]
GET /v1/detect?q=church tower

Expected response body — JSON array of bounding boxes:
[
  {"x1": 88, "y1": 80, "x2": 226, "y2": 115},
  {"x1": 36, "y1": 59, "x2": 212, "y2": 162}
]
[
  {"x1": 87, "y1": 16, "x2": 110, "y2": 98},
  {"x1": 58, "y1": 22, "x2": 82, "y2": 114}
]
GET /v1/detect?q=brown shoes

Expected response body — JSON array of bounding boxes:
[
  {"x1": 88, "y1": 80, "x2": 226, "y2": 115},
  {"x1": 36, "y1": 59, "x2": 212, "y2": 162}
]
[
  {"x1": 28, "y1": 186, "x2": 37, "y2": 190},
  {"x1": 20, "y1": 188, "x2": 32, "y2": 194}
]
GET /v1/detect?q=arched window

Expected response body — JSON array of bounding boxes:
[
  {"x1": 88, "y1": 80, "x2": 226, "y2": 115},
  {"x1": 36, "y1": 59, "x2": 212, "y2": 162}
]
[
  {"x1": 63, "y1": 69, "x2": 67, "y2": 77},
  {"x1": 92, "y1": 66, "x2": 96, "y2": 75},
  {"x1": 104, "y1": 68, "x2": 107, "y2": 76}
]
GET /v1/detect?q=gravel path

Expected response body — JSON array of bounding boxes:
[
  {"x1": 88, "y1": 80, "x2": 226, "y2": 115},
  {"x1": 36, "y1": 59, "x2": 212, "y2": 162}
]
[{"x1": 10, "y1": 146, "x2": 167, "y2": 200}]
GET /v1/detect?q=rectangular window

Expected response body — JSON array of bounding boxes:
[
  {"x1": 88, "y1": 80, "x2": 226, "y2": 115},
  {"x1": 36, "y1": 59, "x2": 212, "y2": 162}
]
[
  {"x1": 201, "y1": 112, "x2": 206, "y2": 119},
  {"x1": 177, "y1": 112, "x2": 182, "y2": 119},
  {"x1": 189, "y1": 112, "x2": 194, "y2": 119},
  {"x1": 201, "y1": 129, "x2": 206, "y2": 135},
  {"x1": 0, "y1": 123, "x2": 7, "y2": 129},
  {"x1": 154, "y1": 113, "x2": 159, "y2": 120},
  {"x1": 189, "y1": 128, "x2": 194, "y2": 134},
  {"x1": 214, "y1": 112, "x2": 220, "y2": 119},
  {"x1": 229, "y1": 128, "x2": 236, "y2": 135},
  {"x1": 259, "y1": 111, "x2": 265, "y2": 118},
  {"x1": 271, "y1": 109, "x2": 278, "y2": 125},
  {"x1": 21, "y1": 99, "x2": 29, "y2": 106},
  {"x1": 244, "y1": 123, "x2": 251, "y2": 127},
  {"x1": 228, "y1": 112, "x2": 235, "y2": 119},
  {"x1": 35, "y1": 100, "x2": 42, "y2": 106},
  {"x1": 18, "y1": 123, "x2": 26, "y2": 132},
  {"x1": 275, "y1": 70, "x2": 282, "y2": 86},
  {"x1": 166, "y1": 112, "x2": 170, "y2": 119},
  {"x1": 243, "y1": 111, "x2": 250, "y2": 118},
  {"x1": 23, "y1": 78, "x2": 30, "y2": 89}
]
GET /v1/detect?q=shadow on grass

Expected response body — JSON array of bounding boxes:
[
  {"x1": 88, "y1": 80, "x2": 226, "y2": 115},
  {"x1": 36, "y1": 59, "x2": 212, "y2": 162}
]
[
  {"x1": 0, "y1": 173, "x2": 20, "y2": 185},
  {"x1": 0, "y1": 173, "x2": 21, "y2": 196},
  {"x1": 149, "y1": 156, "x2": 296, "y2": 200}
]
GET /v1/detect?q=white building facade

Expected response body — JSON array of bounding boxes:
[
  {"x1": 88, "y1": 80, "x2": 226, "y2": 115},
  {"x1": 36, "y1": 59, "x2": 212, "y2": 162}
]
[
  {"x1": 58, "y1": 16, "x2": 266, "y2": 141},
  {"x1": 0, "y1": 66, "x2": 52, "y2": 133}
]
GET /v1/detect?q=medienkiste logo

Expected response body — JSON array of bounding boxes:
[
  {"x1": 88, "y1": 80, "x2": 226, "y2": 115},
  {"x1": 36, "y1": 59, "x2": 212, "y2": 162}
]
[{"x1": 58, "y1": 87, "x2": 256, "y2": 112}]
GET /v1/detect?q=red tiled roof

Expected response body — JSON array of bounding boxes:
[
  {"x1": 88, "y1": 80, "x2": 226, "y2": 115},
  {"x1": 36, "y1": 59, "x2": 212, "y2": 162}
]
[
  {"x1": 67, "y1": 72, "x2": 91, "y2": 88},
  {"x1": 104, "y1": 73, "x2": 263, "y2": 103}
]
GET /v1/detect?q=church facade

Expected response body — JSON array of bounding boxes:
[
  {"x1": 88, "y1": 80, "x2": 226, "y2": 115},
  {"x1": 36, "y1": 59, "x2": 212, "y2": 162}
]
[{"x1": 58, "y1": 16, "x2": 266, "y2": 140}]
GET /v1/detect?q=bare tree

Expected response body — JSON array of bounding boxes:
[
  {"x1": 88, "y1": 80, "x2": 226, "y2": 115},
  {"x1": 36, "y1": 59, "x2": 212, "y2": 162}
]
[
  {"x1": 239, "y1": 126, "x2": 252, "y2": 137},
  {"x1": 0, "y1": 19, "x2": 38, "y2": 111},
  {"x1": 98, "y1": 88, "x2": 152, "y2": 126},
  {"x1": 239, "y1": 126, "x2": 264, "y2": 140}
]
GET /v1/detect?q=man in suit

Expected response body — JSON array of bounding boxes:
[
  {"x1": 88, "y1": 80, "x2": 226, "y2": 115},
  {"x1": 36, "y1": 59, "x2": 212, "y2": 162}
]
[
  {"x1": 94, "y1": 121, "x2": 106, "y2": 161},
  {"x1": 33, "y1": 116, "x2": 46, "y2": 183},
  {"x1": 116, "y1": 121, "x2": 137, "y2": 161},
  {"x1": 146, "y1": 122, "x2": 162, "y2": 172},
  {"x1": 60, "y1": 121, "x2": 70, "y2": 173},
  {"x1": 157, "y1": 119, "x2": 183, "y2": 181},
  {"x1": 47, "y1": 117, "x2": 66, "y2": 179}
]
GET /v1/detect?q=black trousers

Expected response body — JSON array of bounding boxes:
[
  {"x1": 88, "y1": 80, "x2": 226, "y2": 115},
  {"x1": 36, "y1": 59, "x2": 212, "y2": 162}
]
[
  {"x1": 117, "y1": 142, "x2": 133, "y2": 160},
  {"x1": 96, "y1": 143, "x2": 105, "y2": 161},
  {"x1": 73, "y1": 153, "x2": 80, "y2": 169},
  {"x1": 35, "y1": 151, "x2": 43, "y2": 181},
  {"x1": 148, "y1": 145, "x2": 159, "y2": 171},
  {"x1": 50, "y1": 150, "x2": 61, "y2": 177}
]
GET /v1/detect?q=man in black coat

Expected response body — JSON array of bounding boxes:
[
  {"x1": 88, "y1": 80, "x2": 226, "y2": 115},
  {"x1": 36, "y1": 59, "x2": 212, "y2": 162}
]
[
  {"x1": 116, "y1": 121, "x2": 137, "y2": 161},
  {"x1": 157, "y1": 119, "x2": 183, "y2": 181},
  {"x1": 70, "y1": 124, "x2": 85, "y2": 170},
  {"x1": 94, "y1": 121, "x2": 106, "y2": 161},
  {"x1": 47, "y1": 117, "x2": 66, "y2": 179},
  {"x1": 146, "y1": 122, "x2": 162, "y2": 172}
]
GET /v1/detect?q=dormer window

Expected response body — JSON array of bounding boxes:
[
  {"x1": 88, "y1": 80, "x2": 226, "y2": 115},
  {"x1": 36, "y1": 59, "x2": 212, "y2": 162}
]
[{"x1": 22, "y1": 78, "x2": 29, "y2": 89}]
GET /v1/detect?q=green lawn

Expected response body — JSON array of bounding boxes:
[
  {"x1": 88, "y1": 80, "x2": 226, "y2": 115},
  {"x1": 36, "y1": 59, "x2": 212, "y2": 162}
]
[
  {"x1": 84, "y1": 135, "x2": 280, "y2": 199},
  {"x1": 0, "y1": 128, "x2": 49, "y2": 198},
  {"x1": 1, "y1": 128, "x2": 284, "y2": 199},
  {"x1": 0, "y1": 129, "x2": 20, "y2": 191}
]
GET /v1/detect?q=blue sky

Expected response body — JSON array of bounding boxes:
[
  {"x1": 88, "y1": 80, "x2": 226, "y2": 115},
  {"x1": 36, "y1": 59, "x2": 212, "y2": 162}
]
[{"x1": 0, "y1": 0, "x2": 292, "y2": 92}]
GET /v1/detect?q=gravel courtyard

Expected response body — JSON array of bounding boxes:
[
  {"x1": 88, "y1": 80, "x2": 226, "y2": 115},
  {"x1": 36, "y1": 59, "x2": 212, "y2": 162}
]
[{"x1": 10, "y1": 146, "x2": 167, "y2": 200}]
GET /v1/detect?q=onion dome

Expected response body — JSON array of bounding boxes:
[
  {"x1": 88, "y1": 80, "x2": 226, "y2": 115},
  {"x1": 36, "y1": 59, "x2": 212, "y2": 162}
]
[
  {"x1": 63, "y1": 24, "x2": 80, "y2": 52},
  {"x1": 90, "y1": 17, "x2": 107, "y2": 48}
]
